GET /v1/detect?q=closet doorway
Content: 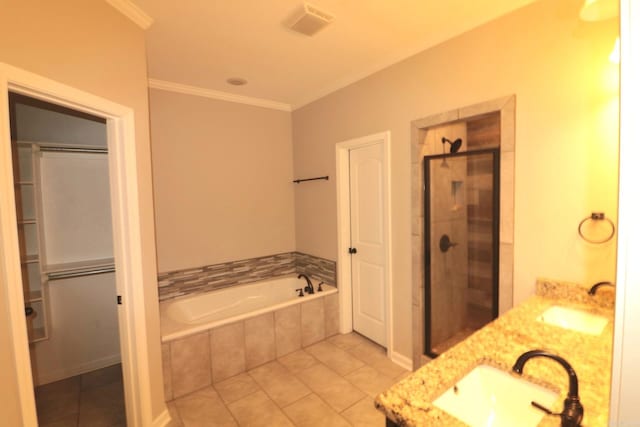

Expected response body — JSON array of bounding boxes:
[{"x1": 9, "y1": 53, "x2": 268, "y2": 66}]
[
  {"x1": 0, "y1": 64, "x2": 159, "y2": 427},
  {"x1": 9, "y1": 93, "x2": 126, "y2": 426}
]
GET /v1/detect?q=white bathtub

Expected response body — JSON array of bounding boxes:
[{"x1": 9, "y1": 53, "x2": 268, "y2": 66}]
[{"x1": 160, "y1": 275, "x2": 337, "y2": 342}]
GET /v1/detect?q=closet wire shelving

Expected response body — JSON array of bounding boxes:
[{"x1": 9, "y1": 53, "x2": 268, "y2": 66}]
[{"x1": 13, "y1": 141, "x2": 115, "y2": 343}]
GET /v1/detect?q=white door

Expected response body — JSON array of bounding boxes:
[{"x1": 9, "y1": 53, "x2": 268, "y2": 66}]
[{"x1": 349, "y1": 142, "x2": 387, "y2": 346}]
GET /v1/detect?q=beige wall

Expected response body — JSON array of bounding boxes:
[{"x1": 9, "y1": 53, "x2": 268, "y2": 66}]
[
  {"x1": 0, "y1": 0, "x2": 165, "y2": 422},
  {"x1": 292, "y1": 0, "x2": 619, "y2": 357},
  {"x1": 150, "y1": 89, "x2": 295, "y2": 272}
]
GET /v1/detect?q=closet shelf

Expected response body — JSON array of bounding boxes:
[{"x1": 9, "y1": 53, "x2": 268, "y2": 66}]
[
  {"x1": 26, "y1": 290, "x2": 43, "y2": 302},
  {"x1": 28, "y1": 327, "x2": 47, "y2": 343},
  {"x1": 21, "y1": 255, "x2": 39, "y2": 265}
]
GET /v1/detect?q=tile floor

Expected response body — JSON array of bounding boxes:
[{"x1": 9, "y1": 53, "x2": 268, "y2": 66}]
[
  {"x1": 33, "y1": 332, "x2": 409, "y2": 427},
  {"x1": 35, "y1": 363, "x2": 125, "y2": 427},
  {"x1": 167, "y1": 332, "x2": 410, "y2": 427}
]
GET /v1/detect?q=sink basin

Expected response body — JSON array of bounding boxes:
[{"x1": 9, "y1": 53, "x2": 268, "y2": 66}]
[
  {"x1": 536, "y1": 305, "x2": 608, "y2": 335},
  {"x1": 433, "y1": 364, "x2": 558, "y2": 427}
]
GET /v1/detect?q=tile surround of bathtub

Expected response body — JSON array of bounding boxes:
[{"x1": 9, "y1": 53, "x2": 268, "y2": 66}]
[
  {"x1": 170, "y1": 332, "x2": 212, "y2": 399},
  {"x1": 158, "y1": 251, "x2": 336, "y2": 301},
  {"x1": 245, "y1": 313, "x2": 277, "y2": 369},
  {"x1": 275, "y1": 305, "x2": 302, "y2": 358},
  {"x1": 211, "y1": 322, "x2": 246, "y2": 382},
  {"x1": 163, "y1": 292, "x2": 339, "y2": 400}
]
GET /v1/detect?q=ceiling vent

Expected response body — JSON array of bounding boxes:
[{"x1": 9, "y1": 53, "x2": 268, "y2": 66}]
[{"x1": 289, "y1": 3, "x2": 334, "y2": 36}]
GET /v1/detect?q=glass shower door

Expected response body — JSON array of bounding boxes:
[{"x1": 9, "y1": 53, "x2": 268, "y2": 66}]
[{"x1": 424, "y1": 149, "x2": 499, "y2": 357}]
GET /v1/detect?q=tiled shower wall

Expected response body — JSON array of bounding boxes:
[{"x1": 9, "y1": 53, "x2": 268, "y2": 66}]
[
  {"x1": 157, "y1": 252, "x2": 336, "y2": 301},
  {"x1": 411, "y1": 96, "x2": 515, "y2": 368}
]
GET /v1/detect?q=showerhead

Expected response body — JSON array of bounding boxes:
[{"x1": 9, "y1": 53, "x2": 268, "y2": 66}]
[{"x1": 441, "y1": 137, "x2": 463, "y2": 153}]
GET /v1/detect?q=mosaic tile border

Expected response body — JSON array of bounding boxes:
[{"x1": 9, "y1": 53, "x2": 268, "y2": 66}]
[{"x1": 158, "y1": 252, "x2": 336, "y2": 301}]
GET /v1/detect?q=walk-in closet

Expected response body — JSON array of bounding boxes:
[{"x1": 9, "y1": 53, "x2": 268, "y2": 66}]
[{"x1": 10, "y1": 93, "x2": 126, "y2": 426}]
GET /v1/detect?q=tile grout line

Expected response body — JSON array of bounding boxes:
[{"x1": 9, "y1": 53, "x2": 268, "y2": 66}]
[
  {"x1": 285, "y1": 368, "x2": 354, "y2": 426},
  {"x1": 285, "y1": 348, "x2": 363, "y2": 424},
  {"x1": 168, "y1": 334, "x2": 401, "y2": 426}
]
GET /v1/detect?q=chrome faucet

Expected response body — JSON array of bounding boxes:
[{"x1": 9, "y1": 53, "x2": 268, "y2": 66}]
[
  {"x1": 512, "y1": 350, "x2": 583, "y2": 427},
  {"x1": 298, "y1": 273, "x2": 314, "y2": 294},
  {"x1": 588, "y1": 281, "x2": 614, "y2": 295}
]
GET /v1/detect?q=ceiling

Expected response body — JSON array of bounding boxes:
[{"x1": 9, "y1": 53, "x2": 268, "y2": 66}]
[{"x1": 132, "y1": 0, "x2": 539, "y2": 110}]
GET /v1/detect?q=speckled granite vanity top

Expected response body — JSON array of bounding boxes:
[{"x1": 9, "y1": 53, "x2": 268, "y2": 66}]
[{"x1": 375, "y1": 279, "x2": 615, "y2": 426}]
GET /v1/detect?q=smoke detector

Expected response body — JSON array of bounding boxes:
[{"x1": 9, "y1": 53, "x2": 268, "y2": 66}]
[{"x1": 289, "y1": 3, "x2": 334, "y2": 36}]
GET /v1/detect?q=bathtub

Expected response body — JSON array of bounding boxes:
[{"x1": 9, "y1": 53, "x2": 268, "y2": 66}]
[{"x1": 160, "y1": 275, "x2": 337, "y2": 342}]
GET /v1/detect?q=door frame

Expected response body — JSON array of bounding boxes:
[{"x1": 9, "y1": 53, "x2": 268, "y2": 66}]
[
  {"x1": 336, "y1": 131, "x2": 395, "y2": 358},
  {"x1": 609, "y1": 0, "x2": 640, "y2": 423},
  {"x1": 0, "y1": 63, "x2": 157, "y2": 426}
]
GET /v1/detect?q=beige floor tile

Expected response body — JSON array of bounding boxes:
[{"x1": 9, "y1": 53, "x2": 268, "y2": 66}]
[
  {"x1": 78, "y1": 381, "x2": 126, "y2": 427},
  {"x1": 341, "y1": 397, "x2": 386, "y2": 427},
  {"x1": 39, "y1": 414, "x2": 78, "y2": 427},
  {"x1": 166, "y1": 402, "x2": 184, "y2": 427},
  {"x1": 394, "y1": 369, "x2": 413, "y2": 382},
  {"x1": 248, "y1": 361, "x2": 311, "y2": 407},
  {"x1": 327, "y1": 332, "x2": 375, "y2": 351},
  {"x1": 35, "y1": 376, "x2": 81, "y2": 425},
  {"x1": 278, "y1": 349, "x2": 318, "y2": 373},
  {"x1": 226, "y1": 390, "x2": 294, "y2": 427},
  {"x1": 305, "y1": 341, "x2": 364, "y2": 376},
  {"x1": 214, "y1": 373, "x2": 260, "y2": 404},
  {"x1": 36, "y1": 376, "x2": 81, "y2": 397},
  {"x1": 174, "y1": 386, "x2": 237, "y2": 427},
  {"x1": 295, "y1": 364, "x2": 366, "y2": 412},
  {"x1": 35, "y1": 389, "x2": 80, "y2": 425},
  {"x1": 347, "y1": 342, "x2": 408, "y2": 378},
  {"x1": 370, "y1": 356, "x2": 410, "y2": 379},
  {"x1": 345, "y1": 365, "x2": 397, "y2": 398},
  {"x1": 283, "y1": 393, "x2": 350, "y2": 427},
  {"x1": 80, "y1": 364, "x2": 122, "y2": 390}
]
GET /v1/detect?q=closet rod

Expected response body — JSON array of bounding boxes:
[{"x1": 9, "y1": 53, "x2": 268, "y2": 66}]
[
  {"x1": 47, "y1": 266, "x2": 115, "y2": 281},
  {"x1": 39, "y1": 146, "x2": 108, "y2": 154}
]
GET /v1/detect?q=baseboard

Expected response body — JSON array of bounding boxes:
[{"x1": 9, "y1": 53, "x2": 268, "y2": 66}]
[
  {"x1": 151, "y1": 407, "x2": 172, "y2": 427},
  {"x1": 390, "y1": 351, "x2": 413, "y2": 371},
  {"x1": 35, "y1": 353, "x2": 122, "y2": 386}
]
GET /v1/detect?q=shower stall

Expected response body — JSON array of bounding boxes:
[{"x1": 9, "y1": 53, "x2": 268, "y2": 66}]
[{"x1": 424, "y1": 147, "x2": 500, "y2": 357}]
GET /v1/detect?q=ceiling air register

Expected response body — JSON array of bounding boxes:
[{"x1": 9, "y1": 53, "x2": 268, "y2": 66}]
[{"x1": 289, "y1": 3, "x2": 334, "y2": 36}]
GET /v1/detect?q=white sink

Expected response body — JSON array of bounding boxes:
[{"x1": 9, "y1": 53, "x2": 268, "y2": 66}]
[
  {"x1": 536, "y1": 305, "x2": 608, "y2": 336},
  {"x1": 433, "y1": 364, "x2": 558, "y2": 427}
]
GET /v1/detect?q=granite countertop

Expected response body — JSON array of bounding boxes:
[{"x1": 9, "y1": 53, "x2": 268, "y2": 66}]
[{"x1": 375, "y1": 279, "x2": 615, "y2": 426}]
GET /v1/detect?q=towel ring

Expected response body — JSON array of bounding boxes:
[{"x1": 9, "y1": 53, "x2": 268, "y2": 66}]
[{"x1": 578, "y1": 212, "x2": 615, "y2": 244}]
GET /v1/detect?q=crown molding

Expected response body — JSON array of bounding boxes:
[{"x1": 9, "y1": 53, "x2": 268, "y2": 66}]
[
  {"x1": 148, "y1": 79, "x2": 292, "y2": 112},
  {"x1": 105, "y1": 0, "x2": 154, "y2": 30}
]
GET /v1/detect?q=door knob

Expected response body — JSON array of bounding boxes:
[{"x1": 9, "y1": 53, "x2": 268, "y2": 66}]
[
  {"x1": 439, "y1": 234, "x2": 458, "y2": 253},
  {"x1": 348, "y1": 247, "x2": 358, "y2": 254}
]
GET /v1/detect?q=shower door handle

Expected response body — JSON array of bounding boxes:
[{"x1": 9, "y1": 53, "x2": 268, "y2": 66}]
[{"x1": 439, "y1": 234, "x2": 458, "y2": 253}]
